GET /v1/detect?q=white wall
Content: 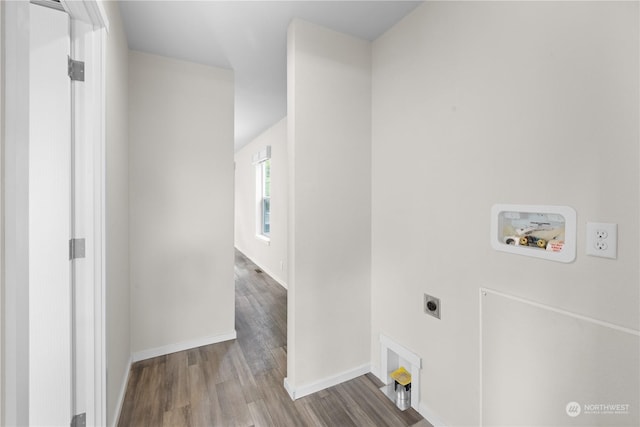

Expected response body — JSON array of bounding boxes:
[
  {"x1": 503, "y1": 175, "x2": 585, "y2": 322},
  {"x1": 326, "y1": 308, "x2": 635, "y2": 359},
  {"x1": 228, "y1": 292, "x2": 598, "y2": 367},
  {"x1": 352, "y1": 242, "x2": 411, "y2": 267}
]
[
  {"x1": 286, "y1": 19, "x2": 371, "y2": 393},
  {"x1": 371, "y1": 2, "x2": 639, "y2": 426},
  {"x1": 103, "y1": 1, "x2": 130, "y2": 425},
  {"x1": 28, "y1": 5, "x2": 71, "y2": 424},
  {"x1": 129, "y1": 51, "x2": 235, "y2": 358},
  {"x1": 234, "y1": 117, "x2": 288, "y2": 287},
  {"x1": 1, "y1": 2, "x2": 30, "y2": 425},
  {"x1": 0, "y1": 3, "x2": 4, "y2": 422}
]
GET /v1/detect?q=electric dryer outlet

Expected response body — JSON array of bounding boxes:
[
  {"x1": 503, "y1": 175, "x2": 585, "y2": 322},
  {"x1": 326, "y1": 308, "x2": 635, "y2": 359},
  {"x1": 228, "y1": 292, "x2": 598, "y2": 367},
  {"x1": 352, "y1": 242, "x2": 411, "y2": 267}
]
[{"x1": 424, "y1": 294, "x2": 441, "y2": 319}]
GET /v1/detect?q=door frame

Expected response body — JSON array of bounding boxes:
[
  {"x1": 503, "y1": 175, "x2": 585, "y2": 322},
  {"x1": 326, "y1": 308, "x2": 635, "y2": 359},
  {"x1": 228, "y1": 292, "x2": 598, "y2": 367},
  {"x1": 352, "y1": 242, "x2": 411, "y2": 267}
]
[{"x1": 1, "y1": 1, "x2": 108, "y2": 425}]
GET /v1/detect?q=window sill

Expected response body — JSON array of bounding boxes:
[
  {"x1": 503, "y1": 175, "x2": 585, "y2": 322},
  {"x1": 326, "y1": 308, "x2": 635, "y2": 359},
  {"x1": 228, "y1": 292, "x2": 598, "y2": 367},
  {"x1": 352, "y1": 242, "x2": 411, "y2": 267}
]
[{"x1": 255, "y1": 234, "x2": 271, "y2": 246}]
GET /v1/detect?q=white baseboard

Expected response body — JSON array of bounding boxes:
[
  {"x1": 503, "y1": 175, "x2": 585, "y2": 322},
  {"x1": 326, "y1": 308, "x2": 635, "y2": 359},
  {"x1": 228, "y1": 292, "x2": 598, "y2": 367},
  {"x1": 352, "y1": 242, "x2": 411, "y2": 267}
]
[
  {"x1": 419, "y1": 402, "x2": 448, "y2": 427},
  {"x1": 234, "y1": 247, "x2": 288, "y2": 290},
  {"x1": 259, "y1": 264, "x2": 288, "y2": 290},
  {"x1": 132, "y1": 331, "x2": 237, "y2": 362},
  {"x1": 283, "y1": 363, "x2": 370, "y2": 400},
  {"x1": 252, "y1": 259, "x2": 287, "y2": 290},
  {"x1": 283, "y1": 377, "x2": 296, "y2": 400},
  {"x1": 369, "y1": 363, "x2": 383, "y2": 383},
  {"x1": 111, "y1": 355, "x2": 133, "y2": 427}
]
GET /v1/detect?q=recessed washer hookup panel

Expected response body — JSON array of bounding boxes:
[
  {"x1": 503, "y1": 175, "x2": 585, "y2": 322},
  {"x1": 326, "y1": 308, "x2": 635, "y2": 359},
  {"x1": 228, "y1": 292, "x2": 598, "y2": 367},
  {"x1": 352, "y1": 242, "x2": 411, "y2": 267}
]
[{"x1": 491, "y1": 204, "x2": 577, "y2": 263}]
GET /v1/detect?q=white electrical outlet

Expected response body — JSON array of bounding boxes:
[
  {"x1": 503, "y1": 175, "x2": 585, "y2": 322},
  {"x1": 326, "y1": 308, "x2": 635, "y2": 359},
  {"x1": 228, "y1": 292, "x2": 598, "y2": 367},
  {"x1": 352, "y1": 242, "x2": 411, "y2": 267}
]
[{"x1": 586, "y1": 222, "x2": 617, "y2": 259}]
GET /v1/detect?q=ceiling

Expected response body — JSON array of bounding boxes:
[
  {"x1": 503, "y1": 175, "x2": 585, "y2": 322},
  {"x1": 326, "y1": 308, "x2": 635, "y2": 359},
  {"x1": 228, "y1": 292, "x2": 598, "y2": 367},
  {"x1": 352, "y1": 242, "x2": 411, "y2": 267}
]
[{"x1": 119, "y1": 1, "x2": 422, "y2": 151}]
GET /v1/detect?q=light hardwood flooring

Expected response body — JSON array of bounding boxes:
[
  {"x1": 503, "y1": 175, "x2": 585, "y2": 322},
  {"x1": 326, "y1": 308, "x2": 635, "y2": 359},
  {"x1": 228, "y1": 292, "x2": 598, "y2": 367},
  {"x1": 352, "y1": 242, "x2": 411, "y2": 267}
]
[{"x1": 117, "y1": 250, "x2": 429, "y2": 426}]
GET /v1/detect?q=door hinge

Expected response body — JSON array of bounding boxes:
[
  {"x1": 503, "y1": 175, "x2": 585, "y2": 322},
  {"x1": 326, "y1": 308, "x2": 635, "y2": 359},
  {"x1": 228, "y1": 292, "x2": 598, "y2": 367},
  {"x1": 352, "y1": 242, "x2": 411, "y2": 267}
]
[
  {"x1": 68, "y1": 56, "x2": 85, "y2": 81},
  {"x1": 69, "y1": 238, "x2": 86, "y2": 260},
  {"x1": 71, "y1": 413, "x2": 86, "y2": 427}
]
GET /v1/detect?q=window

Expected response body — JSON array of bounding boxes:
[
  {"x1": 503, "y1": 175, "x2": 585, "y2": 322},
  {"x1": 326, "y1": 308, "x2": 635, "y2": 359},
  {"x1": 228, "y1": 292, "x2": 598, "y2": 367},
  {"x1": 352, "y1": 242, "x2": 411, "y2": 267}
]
[
  {"x1": 253, "y1": 146, "x2": 271, "y2": 241},
  {"x1": 259, "y1": 159, "x2": 271, "y2": 237}
]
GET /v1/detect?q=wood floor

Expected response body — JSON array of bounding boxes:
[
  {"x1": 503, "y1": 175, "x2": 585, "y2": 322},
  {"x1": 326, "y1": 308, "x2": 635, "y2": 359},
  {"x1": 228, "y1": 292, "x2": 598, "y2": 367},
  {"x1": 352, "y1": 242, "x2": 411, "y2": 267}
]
[{"x1": 117, "y1": 250, "x2": 429, "y2": 427}]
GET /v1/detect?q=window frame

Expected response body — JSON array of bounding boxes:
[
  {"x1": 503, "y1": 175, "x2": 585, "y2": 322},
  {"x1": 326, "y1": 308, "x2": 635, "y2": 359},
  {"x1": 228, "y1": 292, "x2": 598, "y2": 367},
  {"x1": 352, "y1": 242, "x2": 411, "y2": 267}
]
[
  {"x1": 258, "y1": 158, "x2": 271, "y2": 239},
  {"x1": 253, "y1": 146, "x2": 271, "y2": 243}
]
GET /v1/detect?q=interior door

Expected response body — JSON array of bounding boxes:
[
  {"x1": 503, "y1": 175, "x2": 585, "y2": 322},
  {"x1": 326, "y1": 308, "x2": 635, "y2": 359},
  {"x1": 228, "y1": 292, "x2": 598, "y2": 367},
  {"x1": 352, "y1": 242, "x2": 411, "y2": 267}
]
[{"x1": 29, "y1": 3, "x2": 73, "y2": 425}]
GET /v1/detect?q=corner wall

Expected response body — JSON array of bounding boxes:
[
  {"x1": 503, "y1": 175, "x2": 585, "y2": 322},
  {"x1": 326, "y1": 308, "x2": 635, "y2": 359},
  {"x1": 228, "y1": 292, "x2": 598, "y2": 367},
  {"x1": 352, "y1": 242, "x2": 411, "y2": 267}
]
[
  {"x1": 0, "y1": 3, "x2": 4, "y2": 422},
  {"x1": 371, "y1": 2, "x2": 639, "y2": 426},
  {"x1": 286, "y1": 19, "x2": 372, "y2": 394},
  {"x1": 128, "y1": 51, "x2": 235, "y2": 359},
  {"x1": 1, "y1": 2, "x2": 29, "y2": 425},
  {"x1": 103, "y1": 1, "x2": 130, "y2": 425},
  {"x1": 234, "y1": 118, "x2": 288, "y2": 287}
]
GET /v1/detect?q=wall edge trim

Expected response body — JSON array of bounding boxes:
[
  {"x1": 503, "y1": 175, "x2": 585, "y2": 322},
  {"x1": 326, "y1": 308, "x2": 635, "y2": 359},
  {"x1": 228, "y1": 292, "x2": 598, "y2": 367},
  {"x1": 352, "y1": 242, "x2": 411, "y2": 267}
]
[
  {"x1": 131, "y1": 331, "x2": 237, "y2": 362},
  {"x1": 481, "y1": 287, "x2": 640, "y2": 336},
  {"x1": 418, "y1": 402, "x2": 449, "y2": 427},
  {"x1": 283, "y1": 377, "x2": 295, "y2": 400},
  {"x1": 110, "y1": 355, "x2": 132, "y2": 427},
  {"x1": 283, "y1": 363, "x2": 370, "y2": 400}
]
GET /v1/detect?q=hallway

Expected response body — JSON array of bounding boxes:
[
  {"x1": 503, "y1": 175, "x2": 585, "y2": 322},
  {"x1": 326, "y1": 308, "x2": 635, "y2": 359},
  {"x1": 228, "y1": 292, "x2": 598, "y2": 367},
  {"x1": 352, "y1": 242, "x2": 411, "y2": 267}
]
[{"x1": 117, "y1": 250, "x2": 427, "y2": 426}]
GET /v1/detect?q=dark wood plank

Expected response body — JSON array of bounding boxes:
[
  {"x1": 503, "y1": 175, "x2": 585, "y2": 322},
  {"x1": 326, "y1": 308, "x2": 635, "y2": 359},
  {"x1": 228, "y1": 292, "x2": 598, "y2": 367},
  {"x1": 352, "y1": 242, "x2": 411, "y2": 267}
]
[
  {"x1": 305, "y1": 392, "x2": 357, "y2": 427},
  {"x1": 162, "y1": 405, "x2": 191, "y2": 427},
  {"x1": 247, "y1": 399, "x2": 276, "y2": 427},
  {"x1": 215, "y1": 379, "x2": 253, "y2": 426},
  {"x1": 164, "y1": 351, "x2": 190, "y2": 411}
]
